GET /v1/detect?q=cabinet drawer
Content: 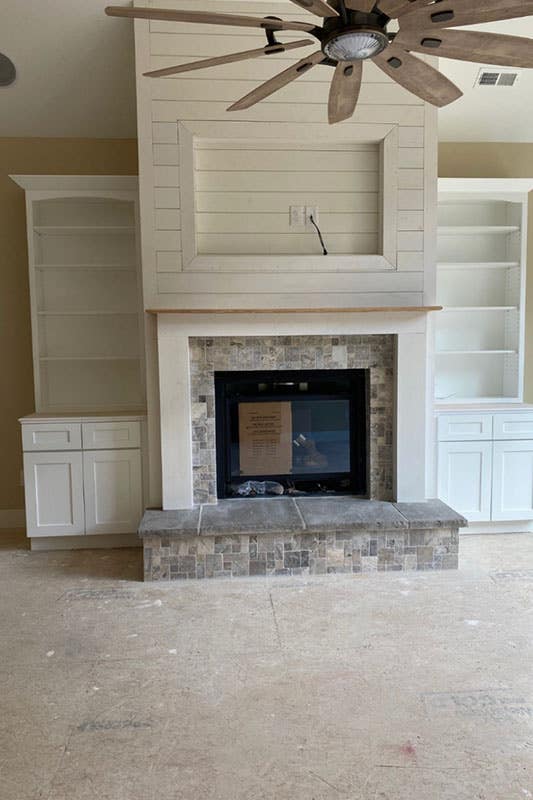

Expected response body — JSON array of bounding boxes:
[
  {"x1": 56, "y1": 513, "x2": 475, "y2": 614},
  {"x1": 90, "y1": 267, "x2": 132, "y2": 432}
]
[
  {"x1": 493, "y1": 413, "x2": 533, "y2": 441},
  {"x1": 437, "y1": 414, "x2": 493, "y2": 441},
  {"x1": 82, "y1": 421, "x2": 141, "y2": 450},
  {"x1": 22, "y1": 422, "x2": 82, "y2": 452}
]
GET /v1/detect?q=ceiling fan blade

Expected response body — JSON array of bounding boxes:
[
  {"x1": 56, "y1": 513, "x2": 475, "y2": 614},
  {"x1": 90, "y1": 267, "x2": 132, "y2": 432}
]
[
  {"x1": 288, "y1": 0, "x2": 339, "y2": 17},
  {"x1": 345, "y1": 1, "x2": 379, "y2": 11},
  {"x1": 376, "y1": 0, "x2": 434, "y2": 18},
  {"x1": 144, "y1": 40, "x2": 315, "y2": 78},
  {"x1": 328, "y1": 61, "x2": 363, "y2": 123},
  {"x1": 105, "y1": 6, "x2": 315, "y2": 33},
  {"x1": 373, "y1": 46, "x2": 462, "y2": 106},
  {"x1": 395, "y1": 28, "x2": 533, "y2": 68},
  {"x1": 398, "y1": 1, "x2": 533, "y2": 31},
  {"x1": 228, "y1": 51, "x2": 325, "y2": 111}
]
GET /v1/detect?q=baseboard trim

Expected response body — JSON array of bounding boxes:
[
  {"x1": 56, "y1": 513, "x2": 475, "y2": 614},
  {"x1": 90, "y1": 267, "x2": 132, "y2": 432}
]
[
  {"x1": 463, "y1": 521, "x2": 533, "y2": 535},
  {"x1": 30, "y1": 534, "x2": 141, "y2": 552},
  {"x1": 0, "y1": 509, "x2": 26, "y2": 529}
]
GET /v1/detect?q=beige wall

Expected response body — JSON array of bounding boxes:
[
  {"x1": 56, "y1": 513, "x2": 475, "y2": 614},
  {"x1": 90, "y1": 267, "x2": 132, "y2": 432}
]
[
  {"x1": 0, "y1": 138, "x2": 138, "y2": 512},
  {"x1": 439, "y1": 142, "x2": 533, "y2": 403}
]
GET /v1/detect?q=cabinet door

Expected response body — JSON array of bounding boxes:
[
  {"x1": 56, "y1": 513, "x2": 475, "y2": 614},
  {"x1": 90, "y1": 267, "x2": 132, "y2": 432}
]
[
  {"x1": 438, "y1": 441, "x2": 492, "y2": 522},
  {"x1": 83, "y1": 450, "x2": 142, "y2": 535},
  {"x1": 492, "y1": 441, "x2": 533, "y2": 521},
  {"x1": 24, "y1": 452, "x2": 85, "y2": 537}
]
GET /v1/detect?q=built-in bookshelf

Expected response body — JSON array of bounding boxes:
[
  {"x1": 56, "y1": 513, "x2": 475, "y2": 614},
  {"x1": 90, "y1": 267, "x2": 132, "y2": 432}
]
[
  {"x1": 435, "y1": 179, "x2": 532, "y2": 404},
  {"x1": 12, "y1": 176, "x2": 145, "y2": 412}
]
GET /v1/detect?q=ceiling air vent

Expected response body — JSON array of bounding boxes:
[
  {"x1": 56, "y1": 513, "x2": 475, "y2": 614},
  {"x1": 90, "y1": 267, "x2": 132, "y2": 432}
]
[{"x1": 475, "y1": 68, "x2": 520, "y2": 88}]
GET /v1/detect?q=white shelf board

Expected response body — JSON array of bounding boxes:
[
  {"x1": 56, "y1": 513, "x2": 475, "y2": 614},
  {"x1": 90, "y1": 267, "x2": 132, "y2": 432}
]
[
  {"x1": 441, "y1": 306, "x2": 518, "y2": 313},
  {"x1": 35, "y1": 264, "x2": 136, "y2": 272},
  {"x1": 39, "y1": 356, "x2": 140, "y2": 362},
  {"x1": 437, "y1": 262, "x2": 520, "y2": 271},
  {"x1": 34, "y1": 226, "x2": 135, "y2": 236},
  {"x1": 438, "y1": 226, "x2": 520, "y2": 236},
  {"x1": 37, "y1": 311, "x2": 139, "y2": 317},
  {"x1": 435, "y1": 396, "x2": 521, "y2": 404},
  {"x1": 436, "y1": 350, "x2": 517, "y2": 356},
  {"x1": 10, "y1": 175, "x2": 138, "y2": 192}
]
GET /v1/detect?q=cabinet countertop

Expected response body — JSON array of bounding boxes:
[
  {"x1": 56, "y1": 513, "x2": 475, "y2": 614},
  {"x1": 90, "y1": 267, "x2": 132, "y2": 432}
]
[
  {"x1": 435, "y1": 404, "x2": 533, "y2": 414},
  {"x1": 20, "y1": 411, "x2": 147, "y2": 423}
]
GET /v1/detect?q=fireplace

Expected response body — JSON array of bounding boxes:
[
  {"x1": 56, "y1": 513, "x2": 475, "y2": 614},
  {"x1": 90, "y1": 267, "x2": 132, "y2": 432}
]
[{"x1": 214, "y1": 369, "x2": 368, "y2": 499}]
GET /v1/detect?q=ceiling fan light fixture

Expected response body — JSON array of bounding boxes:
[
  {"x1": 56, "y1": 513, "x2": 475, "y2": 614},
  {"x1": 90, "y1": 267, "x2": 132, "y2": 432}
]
[{"x1": 323, "y1": 28, "x2": 389, "y2": 61}]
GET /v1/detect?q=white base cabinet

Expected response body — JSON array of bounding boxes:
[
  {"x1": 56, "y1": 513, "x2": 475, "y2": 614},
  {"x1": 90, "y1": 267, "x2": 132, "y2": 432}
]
[
  {"x1": 492, "y1": 440, "x2": 533, "y2": 521},
  {"x1": 83, "y1": 449, "x2": 142, "y2": 535},
  {"x1": 437, "y1": 410, "x2": 533, "y2": 523},
  {"x1": 24, "y1": 451, "x2": 85, "y2": 537},
  {"x1": 438, "y1": 441, "x2": 493, "y2": 522},
  {"x1": 21, "y1": 416, "x2": 144, "y2": 540}
]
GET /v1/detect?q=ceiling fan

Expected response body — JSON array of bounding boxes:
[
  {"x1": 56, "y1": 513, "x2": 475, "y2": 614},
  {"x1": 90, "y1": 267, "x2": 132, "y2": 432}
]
[{"x1": 106, "y1": 1, "x2": 533, "y2": 124}]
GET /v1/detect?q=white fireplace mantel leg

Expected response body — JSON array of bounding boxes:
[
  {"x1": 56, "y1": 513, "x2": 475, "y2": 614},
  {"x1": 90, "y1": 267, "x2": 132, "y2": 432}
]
[
  {"x1": 395, "y1": 332, "x2": 427, "y2": 503},
  {"x1": 156, "y1": 315, "x2": 430, "y2": 510},
  {"x1": 158, "y1": 319, "x2": 193, "y2": 509}
]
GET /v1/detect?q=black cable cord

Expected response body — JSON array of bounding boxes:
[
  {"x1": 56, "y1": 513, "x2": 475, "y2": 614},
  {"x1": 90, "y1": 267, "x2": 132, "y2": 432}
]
[
  {"x1": 309, "y1": 214, "x2": 328, "y2": 256},
  {"x1": 338, "y1": 0, "x2": 349, "y2": 26}
]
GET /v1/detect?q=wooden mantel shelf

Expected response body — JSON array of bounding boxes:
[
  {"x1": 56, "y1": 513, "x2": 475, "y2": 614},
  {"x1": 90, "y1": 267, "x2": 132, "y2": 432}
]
[{"x1": 146, "y1": 306, "x2": 443, "y2": 315}]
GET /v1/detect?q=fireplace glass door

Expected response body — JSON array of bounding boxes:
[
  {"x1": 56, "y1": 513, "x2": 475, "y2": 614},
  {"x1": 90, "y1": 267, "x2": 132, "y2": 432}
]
[{"x1": 215, "y1": 369, "x2": 367, "y2": 498}]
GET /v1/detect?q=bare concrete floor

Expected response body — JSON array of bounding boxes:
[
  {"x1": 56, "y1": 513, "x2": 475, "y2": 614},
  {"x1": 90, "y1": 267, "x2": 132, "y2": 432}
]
[{"x1": 1, "y1": 530, "x2": 532, "y2": 800}]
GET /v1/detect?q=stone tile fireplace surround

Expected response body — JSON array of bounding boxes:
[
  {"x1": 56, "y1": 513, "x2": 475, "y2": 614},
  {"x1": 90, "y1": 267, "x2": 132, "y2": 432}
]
[
  {"x1": 144, "y1": 311, "x2": 455, "y2": 581},
  {"x1": 189, "y1": 334, "x2": 394, "y2": 505}
]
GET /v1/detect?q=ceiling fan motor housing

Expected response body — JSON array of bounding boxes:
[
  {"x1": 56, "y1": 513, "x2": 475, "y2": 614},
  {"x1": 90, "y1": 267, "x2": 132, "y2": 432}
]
[{"x1": 320, "y1": 9, "x2": 391, "y2": 62}]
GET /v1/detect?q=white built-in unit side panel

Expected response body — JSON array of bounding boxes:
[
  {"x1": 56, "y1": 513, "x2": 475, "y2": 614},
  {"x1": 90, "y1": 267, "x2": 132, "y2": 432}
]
[{"x1": 134, "y1": 0, "x2": 435, "y2": 309}]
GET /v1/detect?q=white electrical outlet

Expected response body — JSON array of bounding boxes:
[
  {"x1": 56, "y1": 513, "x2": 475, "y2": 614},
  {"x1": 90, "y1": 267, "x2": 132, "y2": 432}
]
[
  {"x1": 305, "y1": 206, "x2": 319, "y2": 230},
  {"x1": 289, "y1": 205, "x2": 306, "y2": 229}
]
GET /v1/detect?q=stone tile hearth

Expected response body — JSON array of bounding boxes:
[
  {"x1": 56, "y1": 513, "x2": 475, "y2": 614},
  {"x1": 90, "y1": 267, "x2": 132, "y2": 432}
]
[{"x1": 140, "y1": 498, "x2": 467, "y2": 582}]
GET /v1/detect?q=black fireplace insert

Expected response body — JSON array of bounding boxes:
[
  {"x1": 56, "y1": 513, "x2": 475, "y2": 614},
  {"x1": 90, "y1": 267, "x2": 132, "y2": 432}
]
[{"x1": 214, "y1": 369, "x2": 368, "y2": 499}]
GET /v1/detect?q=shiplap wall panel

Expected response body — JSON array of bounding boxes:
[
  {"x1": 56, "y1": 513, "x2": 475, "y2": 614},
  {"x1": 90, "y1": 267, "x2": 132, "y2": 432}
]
[
  {"x1": 152, "y1": 101, "x2": 425, "y2": 126},
  {"x1": 197, "y1": 233, "x2": 378, "y2": 255},
  {"x1": 151, "y1": 79, "x2": 422, "y2": 107},
  {"x1": 195, "y1": 139, "x2": 380, "y2": 256},
  {"x1": 148, "y1": 55, "x2": 393, "y2": 83},
  {"x1": 135, "y1": 0, "x2": 434, "y2": 308},
  {"x1": 195, "y1": 192, "x2": 379, "y2": 213}
]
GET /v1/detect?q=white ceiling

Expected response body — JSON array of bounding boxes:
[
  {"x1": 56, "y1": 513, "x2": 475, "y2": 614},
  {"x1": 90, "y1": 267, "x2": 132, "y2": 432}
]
[
  {"x1": 1, "y1": 2, "x2": 532, "y2": 142},
  {"x1": 0, "y1": 0, "x2": 136, "y2": 138},
  {"x1": 437, "y1": 17, "x2": 533, "y2": 142}
]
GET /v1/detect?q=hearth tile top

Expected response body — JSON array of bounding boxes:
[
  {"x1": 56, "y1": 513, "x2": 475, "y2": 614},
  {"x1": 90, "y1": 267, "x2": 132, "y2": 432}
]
[
  {"x1": 294, "y1": 497, "x2": 408, "y2": 531},
  {"x1": 393, "y1": 499, "x2": 468, "y2": 530},
  {"x1": 139, "y1": 508, "x2": 200, "y2": 537},
  {"x1": 138, "y1": 498, "x2": 467, "y2": 539},
  {"x1": 200, "y1": 498, "x2": 302, "y2": 535}
]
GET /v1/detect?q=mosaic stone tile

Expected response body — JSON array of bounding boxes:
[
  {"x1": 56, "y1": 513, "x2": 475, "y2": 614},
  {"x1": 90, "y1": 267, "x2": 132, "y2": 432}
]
[
  {"x1": 189, "y1": 335, "x2": 395, "y2": 505},
  {"x1": 141, "y1": 504, "x2": 460, "y2": 581}
]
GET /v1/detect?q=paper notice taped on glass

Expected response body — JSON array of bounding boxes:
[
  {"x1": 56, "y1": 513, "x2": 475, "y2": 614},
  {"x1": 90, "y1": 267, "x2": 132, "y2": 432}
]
[{"x1": 238, "y1": 401, "x2": 293, "y2": 476}]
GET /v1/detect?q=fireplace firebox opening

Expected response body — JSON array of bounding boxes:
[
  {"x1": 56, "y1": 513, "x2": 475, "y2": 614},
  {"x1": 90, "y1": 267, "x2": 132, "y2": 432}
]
[{"x1": 214, "y1": 369, "x2": 368, "y2": 499}]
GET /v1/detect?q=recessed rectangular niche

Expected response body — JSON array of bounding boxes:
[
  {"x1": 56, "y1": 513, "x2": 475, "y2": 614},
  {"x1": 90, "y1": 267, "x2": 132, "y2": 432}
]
[
  {"x1": 178, "y1": 121, "x2": 399, "y2": 273},
  {"x1": 195, "y1": 140, "x2": 380, "y2": 257}
]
